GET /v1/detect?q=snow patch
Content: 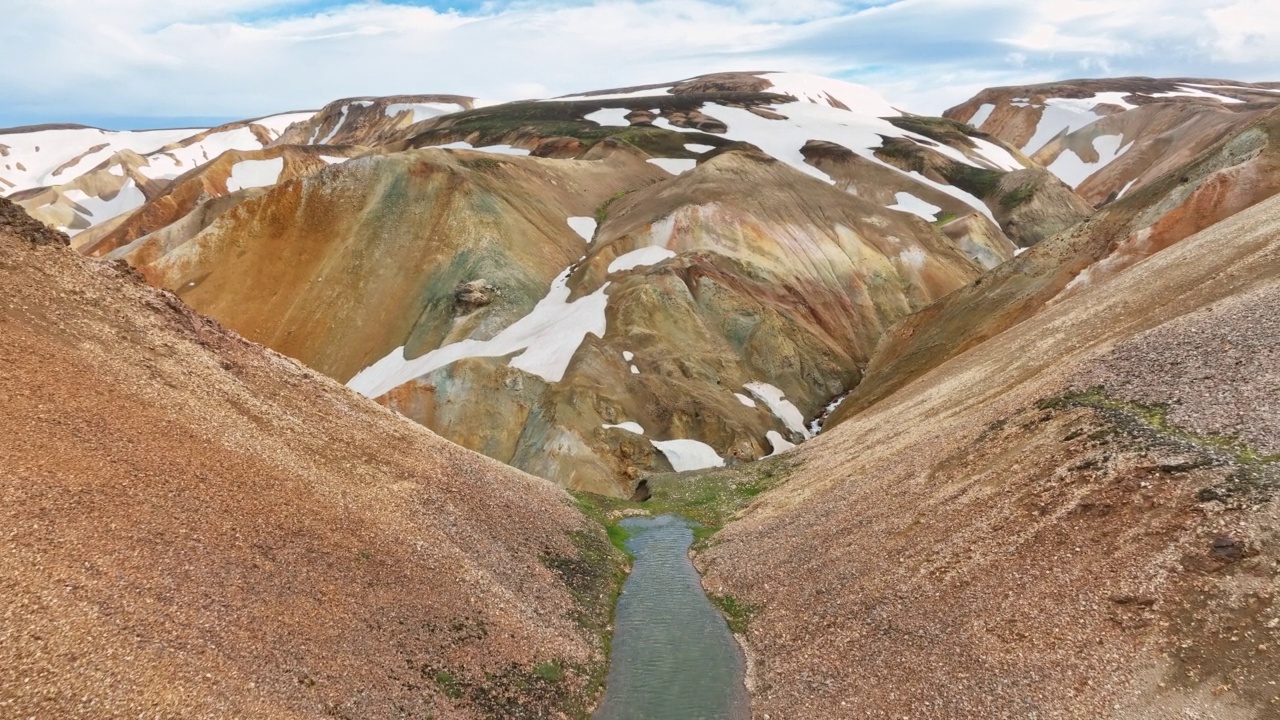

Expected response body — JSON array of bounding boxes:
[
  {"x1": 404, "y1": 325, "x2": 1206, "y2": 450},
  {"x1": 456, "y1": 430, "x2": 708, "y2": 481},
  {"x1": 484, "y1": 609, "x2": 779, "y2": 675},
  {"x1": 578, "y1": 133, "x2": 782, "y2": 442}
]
[
  {"x1": 608, "y1": 245, "x2": 676, "y2": 273},
  {"x1": 348, "y1": 266, "x2": 609, "y2": 396},
  {"x1": 225, "y1": 157, "x2": 284, "y2": 192},
  {"x1": 766, "y1": 431, "x2": 796, "y2": 456},
  {"x1": 1046, "y1": 135, "x2": 1130, "y2": 188},
  {"x1": 384, "y1": 102, "x2": 463, "y2": 124},
  {"x1": 761, "y1": 73, "x2": 898, "y2": 116},
  {"x1": 433, "y1": 141, "x2": 531, "y2": 156},
  {"x1": 744, "y1": 382, "x2": 811, "y2": 439},
  {"x1": 622, "y1": 351, "x2": 634, "y2": 362},
  {"x1": 651, "y1": 439, "x2": 725, "y2": 472},
  {"x1": 734, "y1": 393, "x2": 757, "y2": 408},
  {"x1": 604, "y1": 422, "x2": 645, "y2": 435},
  {"x1": 567, "y1": 216, "x2": 597, "y2": 242},
  {"x1": 1148, "y1": 85, "x2": 1245, "y2": 104},
  {"x1": 647, "y1": 157, "x2": 697, "y2": 175},
  {"x1": 63, "y1": 180, "x2": 146, "y2": 232},
  {"x1": 887, "y1": 191, "x2": 941, "y2": 220},
  {"x1": 585, "y1": 108, "x2": 633, "y2": 126},
  {"x1": 684, "y1": 143, "x2": 715, "y2": 153},
  {"x1": 552, "y1": 86, "x2": 674, "y2": 102},
  {"x1": 630, "y1": 364, "x2": 640, "y2": 374},
  {"x1": 967, "y1": 103, "x2": 996, "y2": 129},
  {"x1": 970, "y1": 138, "x2": 1023, "y2": 171}
]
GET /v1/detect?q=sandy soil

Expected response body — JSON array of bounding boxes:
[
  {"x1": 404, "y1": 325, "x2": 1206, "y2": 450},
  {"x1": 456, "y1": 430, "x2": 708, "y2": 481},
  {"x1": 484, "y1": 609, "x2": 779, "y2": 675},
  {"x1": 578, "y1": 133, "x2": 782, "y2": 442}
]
[{"x1": 0, "y1": 197, "x2": 615, "y2": 719}]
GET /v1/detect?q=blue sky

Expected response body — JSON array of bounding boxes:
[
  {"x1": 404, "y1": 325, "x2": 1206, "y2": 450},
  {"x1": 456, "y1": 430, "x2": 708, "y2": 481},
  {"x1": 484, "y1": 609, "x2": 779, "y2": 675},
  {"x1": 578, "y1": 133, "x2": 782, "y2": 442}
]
[{"x1": 2, "y1": 0, "x2": 1277, "y2": 129}]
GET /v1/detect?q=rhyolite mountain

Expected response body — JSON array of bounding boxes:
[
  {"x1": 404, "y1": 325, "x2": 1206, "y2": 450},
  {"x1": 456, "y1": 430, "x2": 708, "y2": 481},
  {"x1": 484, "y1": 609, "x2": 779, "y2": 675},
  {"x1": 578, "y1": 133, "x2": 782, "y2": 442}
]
[
  {"x1": 3, "y1": 72, "x2": 1053, "y2": 496},
  {"x1": 4, "y1": 69, "x2": 1279, "y2": 719},
  {"x1": 4, "y1": 72, "x2": 1278, "y2": 499}
]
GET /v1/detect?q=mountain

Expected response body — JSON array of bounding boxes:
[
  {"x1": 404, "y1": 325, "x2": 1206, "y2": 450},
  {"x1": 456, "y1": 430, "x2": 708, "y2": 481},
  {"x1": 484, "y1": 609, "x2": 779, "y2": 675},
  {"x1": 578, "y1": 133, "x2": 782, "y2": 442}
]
[
  {"x1": 13, "y1": 71, "x2": 1096, "y2": 496},
  {"x1": 4, "y1": 68, "x2": 1279, "y2": 719},
  {"x1": 827, "y1": 101, "x2": 1280, "y2": 427},
  {"x1": 0, "y1": 196, "x2": 622, "y2": 718},
  {"x1": 698, "y1": 188, "x2": 1280, "y2": 718},
  {"x1": 946, "y1": 77, "x2": 1280, "y2": 206}
]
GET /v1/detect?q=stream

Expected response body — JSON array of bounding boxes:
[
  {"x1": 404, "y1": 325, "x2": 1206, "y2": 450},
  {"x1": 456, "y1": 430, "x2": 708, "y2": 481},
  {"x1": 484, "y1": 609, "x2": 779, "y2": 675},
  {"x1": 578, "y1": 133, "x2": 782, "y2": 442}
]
[{"x1": 594, "y1": 514, "x2": 750, "y2": 720}]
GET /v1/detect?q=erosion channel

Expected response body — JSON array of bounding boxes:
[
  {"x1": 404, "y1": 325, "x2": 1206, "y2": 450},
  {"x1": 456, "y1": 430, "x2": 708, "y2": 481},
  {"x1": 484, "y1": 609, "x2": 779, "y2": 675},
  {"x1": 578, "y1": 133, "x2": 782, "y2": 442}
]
[{"x1": 594, "y1": 514, "x2": 750, "y2": 719}]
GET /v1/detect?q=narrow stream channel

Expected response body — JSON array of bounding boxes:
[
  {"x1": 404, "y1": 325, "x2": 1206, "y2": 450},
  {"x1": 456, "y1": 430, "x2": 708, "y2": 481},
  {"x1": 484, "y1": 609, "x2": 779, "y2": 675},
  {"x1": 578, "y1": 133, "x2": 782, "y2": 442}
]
[{"x1": 594, "y1": 514, "x2": 750, "y2": 720}]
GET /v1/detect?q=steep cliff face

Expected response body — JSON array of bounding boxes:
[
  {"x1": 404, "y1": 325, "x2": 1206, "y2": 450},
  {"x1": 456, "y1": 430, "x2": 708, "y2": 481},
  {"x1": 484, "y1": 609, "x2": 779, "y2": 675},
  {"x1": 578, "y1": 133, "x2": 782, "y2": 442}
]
[
  {"x1": 0, "y1": 197, "x2": 622, "y2": 719},
  {"x1": 946, "y1": 78, "x2": 1280, "y2": 206}
]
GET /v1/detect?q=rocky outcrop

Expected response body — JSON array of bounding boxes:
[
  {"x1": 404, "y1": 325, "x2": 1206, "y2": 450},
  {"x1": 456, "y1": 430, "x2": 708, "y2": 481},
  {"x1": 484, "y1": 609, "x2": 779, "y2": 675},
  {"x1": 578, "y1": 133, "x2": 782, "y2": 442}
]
[
  {"x1": 0, "y1": 198, "x2": 623, "y2": 719},
  {"x1": 271, "y1": 94, "x2": 473, "y2": 148}
]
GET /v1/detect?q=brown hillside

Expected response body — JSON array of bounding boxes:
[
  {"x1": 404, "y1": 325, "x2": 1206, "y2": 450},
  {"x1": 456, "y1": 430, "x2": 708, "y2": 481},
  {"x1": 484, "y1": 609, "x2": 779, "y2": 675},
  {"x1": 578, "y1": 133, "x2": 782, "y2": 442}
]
[
  {"x1": 0, "y1": 198, "x2": 620, "y2": 719},
  {"x1": 700, "y1": 192, "x2": 1280, "y2": 718}
]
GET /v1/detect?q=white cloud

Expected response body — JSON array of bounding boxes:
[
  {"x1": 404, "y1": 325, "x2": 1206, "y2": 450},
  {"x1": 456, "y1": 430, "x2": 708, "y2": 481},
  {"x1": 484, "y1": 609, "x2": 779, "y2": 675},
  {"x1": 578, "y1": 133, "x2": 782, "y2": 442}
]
[{"x1": 0, "y1": 0, "x2": 1277, "y2": 126}]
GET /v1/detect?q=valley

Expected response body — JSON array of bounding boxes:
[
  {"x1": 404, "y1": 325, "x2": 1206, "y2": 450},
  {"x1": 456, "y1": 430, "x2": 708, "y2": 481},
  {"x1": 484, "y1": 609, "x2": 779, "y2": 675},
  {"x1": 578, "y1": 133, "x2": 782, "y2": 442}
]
[{"x1": 2, "y1": 69, "x2": 1278, "y2": 718}]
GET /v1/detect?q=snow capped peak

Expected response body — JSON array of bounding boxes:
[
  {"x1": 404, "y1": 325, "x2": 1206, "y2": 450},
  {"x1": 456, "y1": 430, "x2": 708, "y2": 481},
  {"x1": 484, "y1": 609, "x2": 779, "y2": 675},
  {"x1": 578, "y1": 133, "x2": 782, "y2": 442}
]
[{"x1": 760, "y1": 72, "x2": 900, "y2": 117}]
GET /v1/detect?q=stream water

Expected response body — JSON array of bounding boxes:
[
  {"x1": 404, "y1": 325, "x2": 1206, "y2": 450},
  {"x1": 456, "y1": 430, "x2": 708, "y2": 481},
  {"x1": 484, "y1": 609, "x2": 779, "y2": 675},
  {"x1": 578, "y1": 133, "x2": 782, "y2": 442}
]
[{"x1": 593, "y1": 514, "x2": 750, "y2": 720}]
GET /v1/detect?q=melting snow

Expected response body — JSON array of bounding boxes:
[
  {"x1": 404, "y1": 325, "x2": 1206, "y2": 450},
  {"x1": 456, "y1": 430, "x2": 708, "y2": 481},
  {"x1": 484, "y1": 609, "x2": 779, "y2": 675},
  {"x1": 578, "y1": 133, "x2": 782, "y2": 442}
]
[
  {"x1": 551, "y1": 86, "x2": 674, "y2": 102},
  {"x1": 62, "y1": 180, "x2": 147, "y2": 233},
  {"x1": 808, "y1": 394, "x2": 849, "y2": 435},
  {"x1": 568, "y1": 216, "x2": 597, "y2": 242},
  {"x1": 622, "y1": 351, "x2": 634, "y2": 361},
  {"x1": 761, "y1": 73, "x2": 898, "y2": 116},
  {"x1": 252, "y1": 111, "x2": 316, "y2": 134},
  {"x1": 604, "y1": 421, "x2": 645, "y2": 435},
  {"x1": 225, "y1": 157, "x2": 284, "y2": 192},
  {"x1": 685, "y1": 143, "x2": 715, "y2": 153},
  {"x1": 0, "y1": 126, "x2": 198, "y2": 192},
  {"x1": 315, "y1": 104, "x2": 353, "y2": 145},
  {"x1": 967, "y1": 103, "x2": 996, "y2": 129},
  {"x1": 1117, "y1": 177, "x2": 1138, "y2": 199},
  {"x1": 745, "y1": 382, "x2": 811, "y2": 439},
  {"x1": 734, "y1": 393, "x2": 757, "y2": 408},
  {"x1": 1021, "y1": 92, "x2": 1136, "y2": 155},
  {"x1": 647, "y1": 158, "x2": 696, "y2": 175},
  {"x1": 766, "y1": 430, "x2": 796, "y2": 456},
  {"x1": 651, "y1": 439, "x2": 725, "y2": 472},
  {"x1": 433, "y1": 141, "x2": 531, "y2": 156},
  {"x1": 630, "y1": 364, "x2": 640, "y2": 374},
  {"x1": 970, "y1": 138, "x2": 1024, "y2": 171},
  {"x1": 585, "y1": 108, "x2": 633, "y2": 126},
  {"x1": 319, "y1": 155, "x2": 350, "y2": 165},
  {"x1": 608, "y1": 245, "x2": 676, "y2": 273},
  {"x1": 1046, "y1": 135, "x2": 1130, "y2": 188},
  {"x1": 384, "y1": 102, "x2": 463, "y2": 124},
  {"x1": 887, "y1": 191, "x2": 941, "y2": 220},
  {"x1": 1148, "y1": 85, "x2": 1245, "y2": 104},
  {"x1": 348, "y1": 266, "x2": 610, "y2": 397}
]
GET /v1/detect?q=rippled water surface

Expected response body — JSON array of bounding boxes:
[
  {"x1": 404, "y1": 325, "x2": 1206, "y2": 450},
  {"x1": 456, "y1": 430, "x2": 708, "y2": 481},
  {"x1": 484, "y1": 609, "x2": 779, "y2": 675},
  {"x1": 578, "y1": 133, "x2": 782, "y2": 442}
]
[{"x1": 594, "y1": 514, "x2": 749, "y2": 720}]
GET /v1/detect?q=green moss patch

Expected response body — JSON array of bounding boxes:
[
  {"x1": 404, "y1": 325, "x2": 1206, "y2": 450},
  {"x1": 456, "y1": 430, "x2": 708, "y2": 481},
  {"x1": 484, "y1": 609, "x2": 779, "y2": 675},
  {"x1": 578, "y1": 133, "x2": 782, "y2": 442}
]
[{"x1": 1038, "y1": 387, "x2": 1279, "y2": 503}]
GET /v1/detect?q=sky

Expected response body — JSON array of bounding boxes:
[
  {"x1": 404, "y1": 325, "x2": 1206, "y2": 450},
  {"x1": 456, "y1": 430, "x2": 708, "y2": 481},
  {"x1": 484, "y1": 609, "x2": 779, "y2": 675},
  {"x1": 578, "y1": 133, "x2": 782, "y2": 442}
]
[{"x1": 1, "y1": 0, "x2": 1278, "y2": 129}]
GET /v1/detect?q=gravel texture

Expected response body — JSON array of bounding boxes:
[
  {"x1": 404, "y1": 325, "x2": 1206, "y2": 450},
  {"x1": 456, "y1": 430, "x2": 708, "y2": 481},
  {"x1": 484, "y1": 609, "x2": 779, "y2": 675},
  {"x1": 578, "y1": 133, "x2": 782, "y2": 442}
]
[
  {"x1": 700, "y1": 191, "x2": 1280, "y2": 718},
  {"x1": 0, "y1": 198, "x2": 614, "y2": 719}
]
